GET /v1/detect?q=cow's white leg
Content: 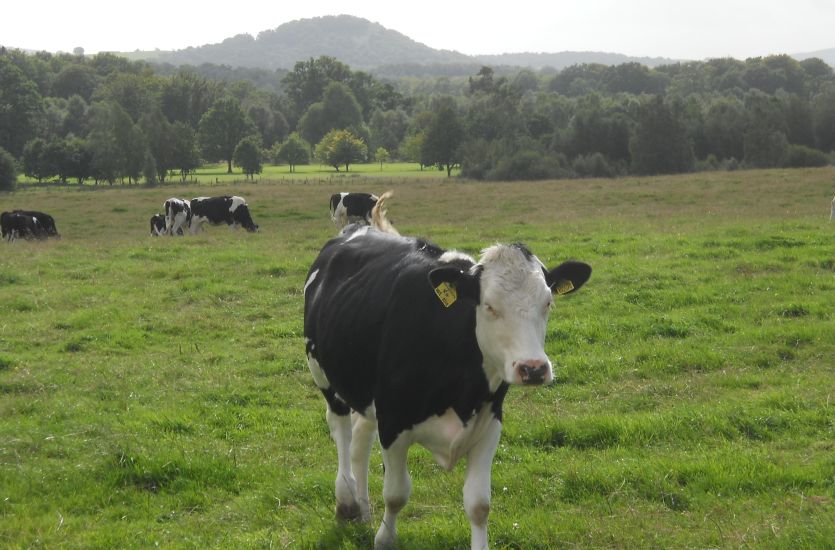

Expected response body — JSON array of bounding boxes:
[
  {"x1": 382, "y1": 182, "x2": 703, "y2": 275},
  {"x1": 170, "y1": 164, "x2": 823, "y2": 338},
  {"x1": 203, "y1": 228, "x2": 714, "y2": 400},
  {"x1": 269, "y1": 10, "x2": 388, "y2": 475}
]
[
  {"x1": 464, "y1": 418, "x2": 502, "y2": 550},
  {"x1": 326, "y1": 407, "x2": 362, "y2": 520},
  {"x1": 375, "y1": 436, "x2": 411, "y2": 549},
  {"x1": 351, "y1": 409, "x2": 377, "y2": 521}
]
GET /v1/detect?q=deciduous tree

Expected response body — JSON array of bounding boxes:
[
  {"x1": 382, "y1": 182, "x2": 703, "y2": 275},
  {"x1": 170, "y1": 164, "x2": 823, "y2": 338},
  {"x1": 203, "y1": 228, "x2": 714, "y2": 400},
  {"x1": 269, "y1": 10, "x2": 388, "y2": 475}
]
[
  {"x1": 198, "y1": 97, "x2": 256, "y2": 173},
  {"x1": 315, "y1": 129, "x2": 367, "y2": 172}
]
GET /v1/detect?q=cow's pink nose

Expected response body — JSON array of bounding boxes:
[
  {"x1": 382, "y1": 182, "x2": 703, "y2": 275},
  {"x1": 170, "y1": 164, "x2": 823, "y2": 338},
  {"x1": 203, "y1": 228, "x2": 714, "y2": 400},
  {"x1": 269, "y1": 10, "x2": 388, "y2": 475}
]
[{"x1": 514, "y1": 360, "x2": 549, "y2": 385}]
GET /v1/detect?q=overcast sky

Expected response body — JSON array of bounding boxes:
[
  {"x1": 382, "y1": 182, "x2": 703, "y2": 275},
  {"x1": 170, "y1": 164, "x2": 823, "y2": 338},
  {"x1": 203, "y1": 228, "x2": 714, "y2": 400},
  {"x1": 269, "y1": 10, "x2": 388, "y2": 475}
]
[{"x1": 3, "y1": 0, "x2": 833, "y2": 61}]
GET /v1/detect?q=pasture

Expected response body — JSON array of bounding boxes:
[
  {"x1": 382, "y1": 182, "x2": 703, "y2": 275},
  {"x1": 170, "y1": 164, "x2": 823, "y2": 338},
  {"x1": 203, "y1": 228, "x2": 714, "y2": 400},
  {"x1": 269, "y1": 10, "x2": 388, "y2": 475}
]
[{"x1": 1, "y1": 168, "x2": 833, "y2": 548}]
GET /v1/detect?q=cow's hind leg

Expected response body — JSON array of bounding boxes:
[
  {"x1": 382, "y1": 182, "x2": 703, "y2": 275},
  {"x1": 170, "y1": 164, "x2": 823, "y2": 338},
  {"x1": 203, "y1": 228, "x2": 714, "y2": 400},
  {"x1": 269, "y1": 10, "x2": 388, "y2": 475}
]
[
  {"x1": 375, "y1": 436, "x2": 411, "y2": 549},
  {"x1": 326, "y1": 404, "x2": 363, "y2": 520},
  {"x1": 351, "y1": 408, "x2": 377, "y2": 521},
  {"x1": 308, "y1": 347, "x2": 364, "y2": 521}
]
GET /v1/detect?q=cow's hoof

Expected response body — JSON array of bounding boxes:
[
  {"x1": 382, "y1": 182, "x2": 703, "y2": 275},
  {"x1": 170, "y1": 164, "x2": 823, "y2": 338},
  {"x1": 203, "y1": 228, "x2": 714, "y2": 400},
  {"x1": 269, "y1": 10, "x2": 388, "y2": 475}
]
[{"x1": 336, "y1": 501, "x2": 362, "y2": 521}]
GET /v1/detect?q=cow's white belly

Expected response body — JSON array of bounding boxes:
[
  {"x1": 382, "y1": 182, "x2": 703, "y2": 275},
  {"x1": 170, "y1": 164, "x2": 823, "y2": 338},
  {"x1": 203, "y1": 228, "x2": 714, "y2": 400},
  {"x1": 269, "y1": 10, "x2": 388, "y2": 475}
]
[{"x1": 409, "y1": 403, "x2": 498, "y2": 470}]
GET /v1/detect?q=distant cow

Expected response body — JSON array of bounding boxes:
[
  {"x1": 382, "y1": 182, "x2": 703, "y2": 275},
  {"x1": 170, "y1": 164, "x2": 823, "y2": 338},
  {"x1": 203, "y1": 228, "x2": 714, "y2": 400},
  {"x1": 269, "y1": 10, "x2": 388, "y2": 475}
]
[
  {"x1": 164, "y1": 198, "x2": 191, "y2": 236},
  {"x1": 189, "y1": 195, "x2": 258, "y2": 233},
  {"x1": 13, "y1": 210, "x2": 58, "y2": 237},
  {"x1": 1, "y1": 212, "x2": 44, "y2": 243},
  {"x1": 150, "y1": 213, "x2": 167, "y2": 236},
  {"x1": 304, "y1": 207, "x2": 591, "y2": 549},
  {"x1": 330, "y1": 192, "x2": 379, "y2": 230}
]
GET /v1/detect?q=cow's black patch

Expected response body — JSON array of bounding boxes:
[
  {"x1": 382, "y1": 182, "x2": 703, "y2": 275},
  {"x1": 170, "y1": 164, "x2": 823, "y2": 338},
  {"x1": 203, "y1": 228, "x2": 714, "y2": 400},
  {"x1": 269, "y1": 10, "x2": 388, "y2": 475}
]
[
  {"x1": 13, "y1": 210, "x2": 58, "y2": 237},
  {"x1": 304, "y1": 228, "x2": 503, "y2": 448},
  {"x1": 191, "y1": 196, "x2": 258, "y2": 232}
]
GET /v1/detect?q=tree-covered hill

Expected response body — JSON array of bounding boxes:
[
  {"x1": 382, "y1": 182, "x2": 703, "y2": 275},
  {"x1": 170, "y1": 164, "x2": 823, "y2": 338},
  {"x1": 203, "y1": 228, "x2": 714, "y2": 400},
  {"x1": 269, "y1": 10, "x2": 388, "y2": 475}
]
[
  {"x1": 120, "y1": 15, "x2": 681, "y2": 73},
  {"x1": 126, "y1": 15, "x2": 473, "y2": 70}
]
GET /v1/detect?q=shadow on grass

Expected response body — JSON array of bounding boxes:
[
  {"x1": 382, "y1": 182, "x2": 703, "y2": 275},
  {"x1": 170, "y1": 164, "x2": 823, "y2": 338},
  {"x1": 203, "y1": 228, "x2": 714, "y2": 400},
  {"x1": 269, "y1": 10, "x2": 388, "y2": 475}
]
[{"x1": 307, "y1": 521, "x2": 375, "y2": 549}]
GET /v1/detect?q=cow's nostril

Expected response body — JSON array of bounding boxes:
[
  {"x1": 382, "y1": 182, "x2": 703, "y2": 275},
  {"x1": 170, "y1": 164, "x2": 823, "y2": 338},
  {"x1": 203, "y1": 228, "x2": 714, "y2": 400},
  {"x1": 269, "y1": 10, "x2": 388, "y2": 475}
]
[{"x1": 517, "y1": 362, "x2": 547, "y2": 384}]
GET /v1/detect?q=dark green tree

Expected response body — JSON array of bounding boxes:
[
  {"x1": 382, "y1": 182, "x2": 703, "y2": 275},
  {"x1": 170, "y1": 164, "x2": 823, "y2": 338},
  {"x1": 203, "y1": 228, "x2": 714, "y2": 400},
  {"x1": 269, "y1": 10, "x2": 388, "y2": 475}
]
[
  {"x1": 703, "y1": 97, "x2": 746, "y2": 160},
  {"x1": 812, "y1": 89, "x2": 835, "y2": 153},
  {"x1": 276, "y1": 133, "x2": 310, "y2": 172},
  {"x1": 233, "y1": 136, "x2": 263, "y2": 179},
  {"x1": 52, "y1": 63, "x2": 98, "y2": 101},
  {"x1": 422, "y1": 103, "x2": 464, "y2": 177},
  {"x1": 370, "y1": 109, "x2": 409, "y2": 157},
  {"x1": 198, "y1": 97, "x2": 257, "y2": 173},
  {"x1": 161, "y1": 70, "x2": 222, "y2": 128},
  {"x1": 629, "y1": 95, "x2": 694, "y2": 175},
  {"x1": 22, "y1": 138, "x2": 49, "y2": 182},
  {"x1": 282, "y1": 56, "x2": 352, "y2": 123},
  {"x1": 170, "y1": 122, "x2": 201, "y2": 182},
  {"x1": 62, "y1": 94, "x2": 88, "y2": 137},
  {"x1": 0, "y1": 58, "x2": 43, "y2": 157},
  {"x1": 299, "y1": 81, "x2": 364, "y2": 147},
  {"x1": 139, "y1": 107, "x2": 174, "y2": 183},
  {"x1": 0, "y1": 146, "x2": 17, "y2": 191},
  {"x1": 93, "y1": 72, "x2": 160, "y2": 122},
  {"x1": 87, "y1": 100, "x2": 147, "y2": 184}
]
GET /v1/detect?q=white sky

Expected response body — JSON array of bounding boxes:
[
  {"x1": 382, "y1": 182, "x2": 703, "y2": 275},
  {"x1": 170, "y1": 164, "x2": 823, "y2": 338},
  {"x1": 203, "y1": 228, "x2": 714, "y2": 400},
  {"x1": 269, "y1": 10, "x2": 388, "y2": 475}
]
[{"x1": 3, "y1": 0, "x2": 834, "y2": 61}]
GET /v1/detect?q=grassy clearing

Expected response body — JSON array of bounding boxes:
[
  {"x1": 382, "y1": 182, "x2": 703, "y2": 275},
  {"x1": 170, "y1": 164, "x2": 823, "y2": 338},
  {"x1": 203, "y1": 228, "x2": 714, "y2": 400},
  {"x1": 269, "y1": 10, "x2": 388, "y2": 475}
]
[
  {"x1": 1, "y1": 168, "x2": 834, "y2": 548},
  {"x1": 19, "y1": 161, "x2": 457, "y2": 187}
]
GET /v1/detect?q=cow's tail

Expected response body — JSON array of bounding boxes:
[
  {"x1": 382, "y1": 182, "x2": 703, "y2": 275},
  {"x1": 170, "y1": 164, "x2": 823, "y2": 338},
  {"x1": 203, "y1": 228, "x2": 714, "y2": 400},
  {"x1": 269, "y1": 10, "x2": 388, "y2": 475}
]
[{"x1": 371, "y1": 190, "x2": 399, "y2": 235}]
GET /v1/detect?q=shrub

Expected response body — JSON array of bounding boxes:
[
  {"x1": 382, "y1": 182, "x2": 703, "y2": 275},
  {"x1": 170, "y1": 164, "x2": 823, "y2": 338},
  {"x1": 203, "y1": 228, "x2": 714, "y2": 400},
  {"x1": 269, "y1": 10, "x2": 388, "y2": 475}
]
[
  {"x1": 487, "y1": 150, "x2": 570, "y2": 181},
  {"x1": 572, "y1": 152, "x2": 619, "y2": 178},
  {"x1": 783, "y1": 144, "x2": 829, "y2": 168}
]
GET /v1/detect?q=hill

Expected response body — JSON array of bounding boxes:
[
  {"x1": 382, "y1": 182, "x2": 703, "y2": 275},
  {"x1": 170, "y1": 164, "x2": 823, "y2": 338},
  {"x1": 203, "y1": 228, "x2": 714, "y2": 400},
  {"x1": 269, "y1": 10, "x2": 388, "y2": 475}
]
[
  {"x1": 132, "y1": 15, "x2": 472, "y2": 70},
  {"x1": 122, "y1": 15, "x2": 679, "y2": 73},
  {"x1": 793, "y1": 47, "x2": 835, "y2": 68}
]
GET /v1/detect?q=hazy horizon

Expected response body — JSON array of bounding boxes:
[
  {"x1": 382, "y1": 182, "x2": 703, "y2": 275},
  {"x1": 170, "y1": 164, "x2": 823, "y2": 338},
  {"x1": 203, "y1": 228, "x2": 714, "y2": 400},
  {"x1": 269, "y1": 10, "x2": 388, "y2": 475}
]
[{"x1": 3, "y1": 1, "x2": 834, "y2": 61}]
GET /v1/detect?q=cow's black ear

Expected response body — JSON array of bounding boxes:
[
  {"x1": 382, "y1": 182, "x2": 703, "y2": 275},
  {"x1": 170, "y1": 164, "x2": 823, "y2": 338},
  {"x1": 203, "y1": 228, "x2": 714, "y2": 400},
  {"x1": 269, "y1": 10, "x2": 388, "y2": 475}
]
[
  {"x1": 544, "y1": 261, "x2": 592, "y2": 295},
  {"x1": 428, "y1": 266, "x2": 480, "y2": 307}
]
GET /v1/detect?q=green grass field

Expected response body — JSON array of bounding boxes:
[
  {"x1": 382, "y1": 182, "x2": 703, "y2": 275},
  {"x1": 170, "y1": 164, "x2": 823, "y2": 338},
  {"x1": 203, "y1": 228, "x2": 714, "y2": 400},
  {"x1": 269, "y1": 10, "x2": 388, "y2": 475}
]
[{"x1": 1, "y1": 168, "x2": 834, "y2": 548}]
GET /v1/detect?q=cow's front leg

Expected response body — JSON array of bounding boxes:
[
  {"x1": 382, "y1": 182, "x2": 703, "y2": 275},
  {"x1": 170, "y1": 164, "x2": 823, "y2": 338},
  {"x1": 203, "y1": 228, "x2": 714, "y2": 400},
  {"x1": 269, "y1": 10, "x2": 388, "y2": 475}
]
[
  {"x1": 374, "y1": 436, "x2": 411, "y2": 549},
  {"x1": 351, "y1": 409, "x2": 377, "y2": 521},
  {"x1": 464, "y1": 418, "x2": 502, "y2": 550}
]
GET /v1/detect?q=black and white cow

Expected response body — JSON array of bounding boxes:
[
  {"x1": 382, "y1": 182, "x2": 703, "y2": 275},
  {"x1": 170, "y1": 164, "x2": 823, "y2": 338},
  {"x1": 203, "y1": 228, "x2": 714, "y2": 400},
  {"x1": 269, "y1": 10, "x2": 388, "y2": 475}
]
[
  {"x1": 303, "y1": 222, "x2": 591, "y2": 549},
  {"x1": 163, "y1": 198, "x2": 191, "y2": 236},
  {"x1": 330, "y1": 192, "x2": 379, "y2": 230},
  {"x1": 189, "y1": 195, "x2": 258, "y2": 233},
  {"x1": 1, "y1": 211, "x2": 44, "y2": 242},
  {"x1": 150, "y1": 213, "x2": 167, "y2": 236},
  {"x1": 13, "y1": 210, "x2": 58, "y2": 237}
]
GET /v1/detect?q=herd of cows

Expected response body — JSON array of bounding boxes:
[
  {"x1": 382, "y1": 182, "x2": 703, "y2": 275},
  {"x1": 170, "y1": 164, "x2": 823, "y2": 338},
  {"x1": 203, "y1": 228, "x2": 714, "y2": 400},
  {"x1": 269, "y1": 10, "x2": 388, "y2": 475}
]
[{"x1": 3, "y1": 188, "x2": 598, "y2": 549}]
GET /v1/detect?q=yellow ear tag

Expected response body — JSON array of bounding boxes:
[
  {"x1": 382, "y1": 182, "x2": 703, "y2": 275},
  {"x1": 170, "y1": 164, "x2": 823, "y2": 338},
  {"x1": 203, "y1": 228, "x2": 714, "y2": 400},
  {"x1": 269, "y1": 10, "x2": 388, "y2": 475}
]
[
  {"x1": 434, "y1": 282, "x2": 458, "y2": 307},
  {"x1": 554, "y1": 279, "x2": 575, "y2": 295}
]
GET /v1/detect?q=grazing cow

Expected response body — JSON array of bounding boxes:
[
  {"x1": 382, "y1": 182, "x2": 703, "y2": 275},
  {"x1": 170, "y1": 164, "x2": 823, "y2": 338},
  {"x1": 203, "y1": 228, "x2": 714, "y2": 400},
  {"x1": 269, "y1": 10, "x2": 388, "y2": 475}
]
[
  {"x1": 1, "y1": 212, "x2": 44, "y2": 242},
  {"x1": 303, "y1": 211, "x2": 591, "y2": 549},
  {"x1": 189, "y1": 195, "x2": 258, "y2": 233},
  {"x1": 330, "y1": 192, "x2": 379, "y2": 230},
  {"x1": 164, "y1": 198, "x2": 191, "y2": 236},
  {"x1": 150, "y1": 213, "x2": 167, "y2": 236},
  {"x1": 13, "y1": 210, "x2": 58, "y2": 237}
]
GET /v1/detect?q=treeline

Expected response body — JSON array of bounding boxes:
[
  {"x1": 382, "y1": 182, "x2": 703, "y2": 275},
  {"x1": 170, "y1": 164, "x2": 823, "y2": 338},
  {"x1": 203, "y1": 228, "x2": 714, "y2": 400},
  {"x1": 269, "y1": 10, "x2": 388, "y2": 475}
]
[{"x1": 1, "y1": 46, "x2": 834, "y2": 190}]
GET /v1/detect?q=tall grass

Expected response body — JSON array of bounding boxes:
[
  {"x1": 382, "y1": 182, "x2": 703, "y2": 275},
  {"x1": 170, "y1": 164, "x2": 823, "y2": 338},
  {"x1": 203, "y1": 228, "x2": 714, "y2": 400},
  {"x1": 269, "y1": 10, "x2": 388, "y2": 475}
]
[{"x1": 1, "y1": 167, "x2": 833, "y2": 548}]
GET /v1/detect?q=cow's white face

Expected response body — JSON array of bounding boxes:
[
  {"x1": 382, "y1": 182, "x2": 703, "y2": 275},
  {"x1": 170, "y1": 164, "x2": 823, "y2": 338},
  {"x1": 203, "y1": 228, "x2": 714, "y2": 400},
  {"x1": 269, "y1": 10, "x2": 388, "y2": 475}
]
[
  {"x1": 429, "y1": 244, "x2": 591, "y2": 390},
  {"x1": 475, "y1": 245, "x2": 554, "y2": 387}
]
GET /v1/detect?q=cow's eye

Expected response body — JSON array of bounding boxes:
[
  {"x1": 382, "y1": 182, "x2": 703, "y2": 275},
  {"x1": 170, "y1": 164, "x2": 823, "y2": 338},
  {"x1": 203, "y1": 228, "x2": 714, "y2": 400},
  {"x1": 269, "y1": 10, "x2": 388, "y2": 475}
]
[
  {"x1": 544, "y1": 300, "x2": 553, "y2": 313},
  {"x1": 485, "y1": 304, "x2": 500, "y2": 318}
]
